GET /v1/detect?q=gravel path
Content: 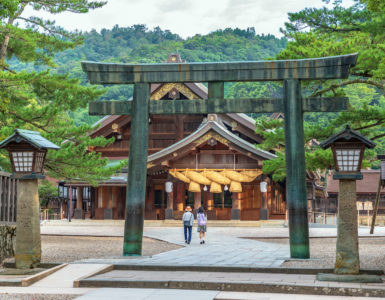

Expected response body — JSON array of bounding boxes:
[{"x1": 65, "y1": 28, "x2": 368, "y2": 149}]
[
  {"x1": 252, "y1": 237, "x2": 385, "y2": 270},
  {"x1": 40, "y1": 235, "x2": 181, "y2": 263}
]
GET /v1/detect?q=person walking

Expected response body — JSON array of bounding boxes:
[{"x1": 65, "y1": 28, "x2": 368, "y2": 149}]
[
  {"x1": 182, "y1": 206, "x2": 194, "y2": 244},
  {"x1": 197, "y1": 206, "x2": 207, "y2": 244}
]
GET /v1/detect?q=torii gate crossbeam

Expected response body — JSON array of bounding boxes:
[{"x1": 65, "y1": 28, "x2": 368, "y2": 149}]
[{"x1": 82, "y1": 53, "x2": 358, "y2": 259}]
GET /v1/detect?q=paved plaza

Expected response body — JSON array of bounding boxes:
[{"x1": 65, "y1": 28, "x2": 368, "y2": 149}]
[
  {"x1": 73, "y1": 288, "x2": 385, "y2": 300},
  {"x1": 40, "y1": 221, "x2": 385, "y2": 269},
  {"x1": 0, "y1": 221, "x2": 384, "y2": 299},
  {"x1": 72, "y1": 226, "x2": 289, "y2": 268}
]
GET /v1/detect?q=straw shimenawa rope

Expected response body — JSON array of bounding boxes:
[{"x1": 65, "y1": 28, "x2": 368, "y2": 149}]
[{"x1": 169, "y1": 168, "x2": 261, "y2": 193}]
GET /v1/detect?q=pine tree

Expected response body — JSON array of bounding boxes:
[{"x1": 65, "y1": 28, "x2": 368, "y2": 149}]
[
  {"x1": 0, "y1": 0, "x2": 126, "y2": 183},
  {"x1": 256, "y1": 0, "x2": 385, "y2": 181}
]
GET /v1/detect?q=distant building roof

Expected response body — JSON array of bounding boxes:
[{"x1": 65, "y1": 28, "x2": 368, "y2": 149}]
[{"x1": 327, "y1": 169, "x2": 385, "y2": 194}]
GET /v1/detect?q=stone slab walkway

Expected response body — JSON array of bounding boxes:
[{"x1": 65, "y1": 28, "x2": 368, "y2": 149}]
[
  {"x1": 30, "y1": 263, "x2": 109, "y2": 288},
  {"x1": 40, "y1": 222, "x2": 385, "y2": 270},
  {"x1": 74, "y1": 288, "x2": 385, "y2": 300},
  {"x1": 74, "y1": 227, "x2": 289, "y2": 268},
  {"x1": 0, "y1": 264, "x2": 105, "y2": 299},
  {"x1": 75, "y1": 288, "x2": 219, "y2": 300}
]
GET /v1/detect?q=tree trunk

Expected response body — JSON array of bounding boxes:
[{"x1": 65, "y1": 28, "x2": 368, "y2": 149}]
[{"x1": 0, "y1": 5, "x2": 26, "y2": 64}]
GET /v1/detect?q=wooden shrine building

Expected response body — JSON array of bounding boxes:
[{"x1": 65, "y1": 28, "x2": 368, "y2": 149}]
[{"x1": 59, "y1": 54, "x2": 288, "y2": 221}]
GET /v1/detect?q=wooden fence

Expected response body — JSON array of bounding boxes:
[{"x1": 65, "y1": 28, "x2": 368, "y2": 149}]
[{"x1": 0, "y1": 171, "x2": 17, "y2": 223}]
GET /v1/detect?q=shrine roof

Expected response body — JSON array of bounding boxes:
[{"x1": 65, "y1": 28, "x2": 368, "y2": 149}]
[
  {"x1": 148, "y1": 114, "x2": 276, "y2": 164},
  {"x1": 89, "y1": 79, "x2": 258, "y2": 138}
]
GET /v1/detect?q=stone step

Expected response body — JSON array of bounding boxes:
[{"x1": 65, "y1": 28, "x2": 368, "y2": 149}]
[
  {"x1": 31, "y1": 263, "x2": 112, "y2": 288},
  {"x1": 77, "y1": 270, "x2": 385, "y2": 298}
]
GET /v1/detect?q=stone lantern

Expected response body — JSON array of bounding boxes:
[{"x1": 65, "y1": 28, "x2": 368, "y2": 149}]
[
  {"x1": 0, "y1": 129, "x2": 59, "y2": 268},
  {"x1": 318, "y1": 125, "x2": 381, "y2": 283}
]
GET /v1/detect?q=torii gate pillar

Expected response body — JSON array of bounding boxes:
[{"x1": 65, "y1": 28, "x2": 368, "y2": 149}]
[{"x1": 284, "y1": 79, "x2": 309, "y2": 258}]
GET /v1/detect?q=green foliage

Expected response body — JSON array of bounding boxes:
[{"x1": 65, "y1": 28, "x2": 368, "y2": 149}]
[
  {"x1": 279, "y1": 0, "x2": 385, "y2": 87},
  {"x1": 50, "y1": 26, "x2": 286, "y2": 124},
  {"x1": 261, "y1": 152, "x2": 286, "y2": 182},
  {"x1": 256, "y1": 0, "x2": 385, "y2": 181},
  {"x1": 38, "y1": 180, "x2": 57, "y2": 207},
  {"x1": 258, "y1": 85, "x2": 384, "y2": 181},
  {"x1": 0, "y1": 0, "x2": 124, "y2": 183}
]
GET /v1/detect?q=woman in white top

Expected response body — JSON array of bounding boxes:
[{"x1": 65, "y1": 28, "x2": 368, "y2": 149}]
[{"x1": 197, "y1": 206, "x2": 207, "y2": 244}]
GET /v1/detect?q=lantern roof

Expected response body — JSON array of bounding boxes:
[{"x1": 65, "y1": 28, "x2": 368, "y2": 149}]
[
  {"x1": 0, "y1": 129, "x2": 60, "y2": 150},
  {"x1": 319, "y1": 125, "x2": 376, "y2": 150}
]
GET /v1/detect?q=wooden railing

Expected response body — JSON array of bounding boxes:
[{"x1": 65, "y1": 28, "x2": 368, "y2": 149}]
[
  {"x1": 0, "y1": 172, "x2": 18, "y2": 223},
  {"x1": 308, "y1": 211, "x2": 337, "y2": 225}
]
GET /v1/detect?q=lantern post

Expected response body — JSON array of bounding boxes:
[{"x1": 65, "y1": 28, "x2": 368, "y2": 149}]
[
  {"x1": 0, "y1": 129, "x2": 59, "y2": 268},
  {"x1": 318, "y1": 125, "x2": 381, "y2": 283}
]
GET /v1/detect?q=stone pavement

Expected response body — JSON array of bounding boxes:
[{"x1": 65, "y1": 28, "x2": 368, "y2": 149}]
[
  {"x1": 42, "y1": 223, "x2": 385, "y2": 269},
  {"x1": 74, "y1": 288, "x2": 385, "y2": 300},
  {"x1": 77, "y1": 269, "x2": 385, "y2": 297},
  {"x1": 0, "y1": 222, "x2": 384, "y2": 299},
  {"x1": 70, "y1": 226, "x2": 289, "y2": 268}
]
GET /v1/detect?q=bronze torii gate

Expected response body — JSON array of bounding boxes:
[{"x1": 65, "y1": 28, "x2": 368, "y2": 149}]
[{"x1": 82, "y1": 53, "x2": 357, "y2": 259}]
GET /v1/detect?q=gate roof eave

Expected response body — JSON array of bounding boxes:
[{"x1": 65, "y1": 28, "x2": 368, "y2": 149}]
[{"x1": 82, "y1": 53, "x2": 358, "y2": 84}]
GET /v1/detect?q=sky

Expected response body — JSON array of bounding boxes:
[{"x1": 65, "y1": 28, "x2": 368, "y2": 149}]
[{"x1": 24, "y1": 0, "x2": 355, "y2": 38}]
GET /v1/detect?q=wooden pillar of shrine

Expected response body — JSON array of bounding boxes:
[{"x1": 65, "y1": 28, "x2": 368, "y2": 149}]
[
  {"x1": 123, "y1": 83, "x2": 150, "y2": 256},
  {"x1": 206, "y1": 191, "x2": 213, "y2": 211},
  {"x1": 176, "y1": 182, "x2": 184, "y2": 212},
  {"x1": 74, "y1": 187, "x2": 83, "y2": 219},
  {"x1": 111, "y1": 187, "x2": 118, "y2": 219},
  {"x1": 103, "y1": 187, "x2": 113, "y2": 220},
  {"x1": 145, "y1": 186, "x2": 154, "y2": 211},
  {"x1": 231, "y1": 192, "x2": 241, "y2": 220},
  {"x1": 193, "y1": 191, "x2": 201, "y2": 216},
  {"x1": 165, "y1": 189, "x2": 174, "y2": 219}
]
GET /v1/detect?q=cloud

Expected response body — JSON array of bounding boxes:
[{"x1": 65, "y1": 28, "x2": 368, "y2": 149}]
[
  {"x1": 22, "y1": 0, "x2": 356, "y2": 38},
  {"x1": 220, "y1": 0, "x2": 260, "y2": 23},
  {"x1": 155, "y1": 0, "x2": 193, "y2": 13}
]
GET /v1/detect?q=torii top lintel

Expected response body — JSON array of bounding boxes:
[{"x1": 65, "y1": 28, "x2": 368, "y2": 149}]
[{"x1": 81, "y1": 53, "x2": 358, "y2": 84}]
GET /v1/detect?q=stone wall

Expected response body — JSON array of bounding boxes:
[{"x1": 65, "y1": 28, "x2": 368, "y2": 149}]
[{"x1": 0, "y1": 224, "x2": 16, "y2": 264}]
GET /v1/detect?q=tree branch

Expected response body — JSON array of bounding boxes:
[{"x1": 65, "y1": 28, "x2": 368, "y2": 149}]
[
  {"x1": 2, "y1": 65, "x2": 17, "y2": 74},
  {"x1": 353, "y1": 119, "x2": 384, "y2": 131},
  {"x1": 16, "y1": 16, "x2": 73, "y2": 38},
  {"x1": 311, "y1": 79, "x2": 385, "y2": 97},
  {"x1": 370, "y1": 132, "x2": 385, "y2": 140},
  {"x1": 5, "y1": 110, "x2": 53, "y2": 133}
]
